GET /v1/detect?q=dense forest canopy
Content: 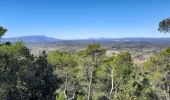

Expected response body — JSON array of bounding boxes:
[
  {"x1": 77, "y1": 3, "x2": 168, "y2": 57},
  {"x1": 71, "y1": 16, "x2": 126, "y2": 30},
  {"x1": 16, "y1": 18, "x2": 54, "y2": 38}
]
[{"x1": 0, "y1": 18, "x2": 170, "y2": 100}]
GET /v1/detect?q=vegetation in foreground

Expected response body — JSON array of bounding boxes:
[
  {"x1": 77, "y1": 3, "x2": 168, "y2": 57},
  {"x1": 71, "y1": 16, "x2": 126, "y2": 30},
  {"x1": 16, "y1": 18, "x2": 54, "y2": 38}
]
[{"x1": 0, "y1": 18, "x2": 170, "y2": 100}]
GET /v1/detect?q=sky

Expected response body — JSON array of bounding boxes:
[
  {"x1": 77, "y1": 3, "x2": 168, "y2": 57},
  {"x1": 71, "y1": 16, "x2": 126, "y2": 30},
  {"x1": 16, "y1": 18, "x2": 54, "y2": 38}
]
[{"x1": 0, "y1": 0, "x2": 170, "y2": 39}]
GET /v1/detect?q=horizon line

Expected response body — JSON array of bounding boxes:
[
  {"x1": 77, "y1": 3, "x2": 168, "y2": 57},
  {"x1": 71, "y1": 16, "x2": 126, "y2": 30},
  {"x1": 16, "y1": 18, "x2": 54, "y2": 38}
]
[{"x1": 3, "y1": 35, "x2": 170, "y2": 40}]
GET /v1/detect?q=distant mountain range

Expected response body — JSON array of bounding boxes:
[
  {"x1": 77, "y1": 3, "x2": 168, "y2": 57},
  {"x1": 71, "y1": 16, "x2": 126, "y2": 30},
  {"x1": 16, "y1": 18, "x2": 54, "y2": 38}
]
[
  {"x1": 1, "y1": 35, "x2": 170, "y2": 43},
  {"x1": 1, "y1": 35, "x2": 58, "y2": 42}
]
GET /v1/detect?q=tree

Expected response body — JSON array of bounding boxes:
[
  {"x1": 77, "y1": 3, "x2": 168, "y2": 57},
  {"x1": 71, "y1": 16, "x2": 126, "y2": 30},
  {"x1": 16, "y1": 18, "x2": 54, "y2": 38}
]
[
  {"x1": 109, "y1": 52, "x2": 134, "y2": 99},
  {"x1": 0, "y1": 42, "x2": 32, "y2": 99},
  {"x1": 0, "y1": 26, "x2": 7, "y2": 38},
  {"x1": 0, "y1": 43, "x2": 62, "y2": 100},
  {"x1": 144, "y1": 47, "x2": 170, "y2": 100},
  {"x1": 158, "y1": 18, "x2": 170, "y2": 33},
  {"x1": 78, "y1": 44, "x2": 106, "y2": 100},
  {"x1": 47, "y1": 51, "x2": 78, "y2": 100},
  {"x1": 27, "y1": 51, "x2": 62, "y2": 100},
  {"x1": 96, "y1": 52, "x2": 141, "y2": 100}
]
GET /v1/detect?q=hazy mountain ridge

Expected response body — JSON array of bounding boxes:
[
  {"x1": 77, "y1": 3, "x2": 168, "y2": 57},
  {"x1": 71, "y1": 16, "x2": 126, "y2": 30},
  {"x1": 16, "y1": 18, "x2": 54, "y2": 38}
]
[
  {"x1": 1, "y1": 35, "x2": 58, "y2": 42},
  {"x1": 2, "y1": 35, "x2": 170, "y2": 43}
]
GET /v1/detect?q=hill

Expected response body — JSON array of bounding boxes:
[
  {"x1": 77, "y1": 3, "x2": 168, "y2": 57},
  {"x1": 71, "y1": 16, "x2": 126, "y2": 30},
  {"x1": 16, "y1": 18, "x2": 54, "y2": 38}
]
[{"x1": 1, "y1": 35, "x2": 58, "y2": 42}]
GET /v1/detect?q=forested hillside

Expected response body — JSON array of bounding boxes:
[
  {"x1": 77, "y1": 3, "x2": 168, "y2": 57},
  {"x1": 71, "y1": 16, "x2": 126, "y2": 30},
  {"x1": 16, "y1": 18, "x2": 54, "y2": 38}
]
[{"x1": 0, "y1": 18, "x2": 170, "y2": 100}]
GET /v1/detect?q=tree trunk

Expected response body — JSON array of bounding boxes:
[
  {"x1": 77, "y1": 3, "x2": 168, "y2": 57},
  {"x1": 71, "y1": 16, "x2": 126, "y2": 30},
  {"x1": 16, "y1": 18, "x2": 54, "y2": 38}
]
[
  {"x1": 164, "y1": 84, "x2": 170, "y2": 100},
  {"x1": 164, "y1": 72, "x2": 170, "y2": 100},
  {"x1": 88, "y1": 71, "x2": 93, "y2": 100},
  {"x1": 109, "y1": 68, "x2": 114, "y2": 100},
  {"x1": 114, "y1": 89, "x2": 117, "y2": 99},
  {"x1": 164, "y1": 90, "x2": 169, "y2": 100},
  {"x1": 68, "y1": 91, "x2": 76, "y2": 100},
  {"x1": 64, "y1": 73, "x2": 68, "y2": 100},
  {"x1": 167, "y1": 85, "x2": 170, "y2": 100}
]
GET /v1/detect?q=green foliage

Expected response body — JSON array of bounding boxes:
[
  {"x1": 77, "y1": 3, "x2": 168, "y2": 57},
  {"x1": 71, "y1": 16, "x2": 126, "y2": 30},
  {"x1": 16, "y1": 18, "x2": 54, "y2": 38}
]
[
  {"x1": 1, "y1": 18, "x2": 170, "y2": 99},
  {"x1": 158, "y1": 18, "x2": 170, "y2": 33},
  {"x1": 47, "y1": 50, "x2": 79, "y2": 100},
  {"x1": 47, "y1": 51, "x2": 77, "y2": 69},
  {"x1": 0, "y1": 26, "x2": 7, "y2": 38},
  {"x1": 126, "y1": 71, "x2": 158, "y2": 100},
  {"x1": 0, "y1": 43, "x2": 62, "y2": 100},
  {"x1": 77, "y1": 44, "x2": 106, "y2": 100},
  {"x1": 1, "y1": 40, "x2": 169, "y2": 100},
  {"x1": 144, "y1": 47, "x2": 170, "y2": 99},
  {"x1": 56, "y1": 91, "x2": 65, "y2": 100},
  {"x1": 76, "y1": 95, "x2": 85, "y2": 100},
  {"x1": 114, "y1": 52, "x2": 133, "y2": 79},
  {"x1": 0, "y1": 42, "x2": 30, "y2": 58}
]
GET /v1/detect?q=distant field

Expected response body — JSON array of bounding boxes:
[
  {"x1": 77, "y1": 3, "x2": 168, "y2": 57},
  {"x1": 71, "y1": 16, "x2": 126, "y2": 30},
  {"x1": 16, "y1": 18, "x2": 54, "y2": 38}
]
[{"x1": 21, "y1": 38, "x2": 170, "y2": 64}]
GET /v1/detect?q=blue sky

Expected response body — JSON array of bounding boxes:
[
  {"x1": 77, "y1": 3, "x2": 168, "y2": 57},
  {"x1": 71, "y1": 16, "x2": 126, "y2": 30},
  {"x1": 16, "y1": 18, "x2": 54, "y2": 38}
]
[{"x1": 1, "y1": 0, "x2": 170, "y2": 39}]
